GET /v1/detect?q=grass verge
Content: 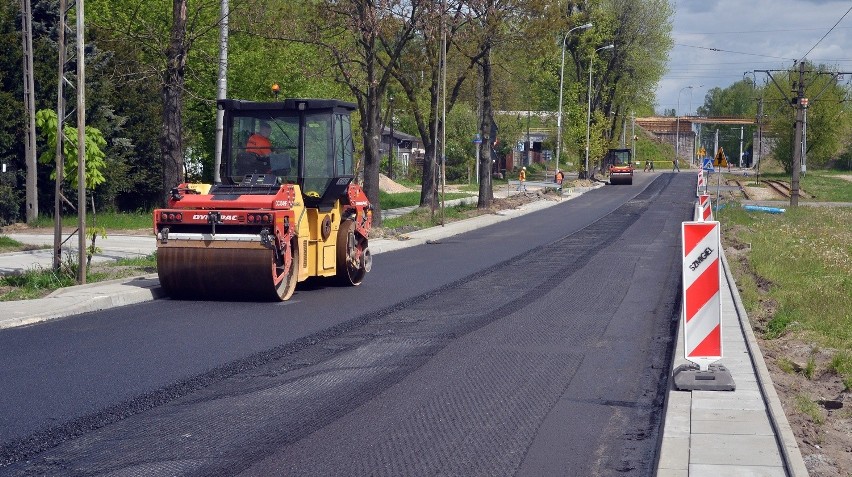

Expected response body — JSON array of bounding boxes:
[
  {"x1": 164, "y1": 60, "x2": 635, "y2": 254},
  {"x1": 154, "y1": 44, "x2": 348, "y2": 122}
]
[
  {"x1": 0, "y1": 253, "x2": 157, "y2": 301},
  {"x1": 31, "y1": 212, "x2": 153, "y2": 230},
  {"x1": 718, "y1": 203, "x2": 852, "y2": 392},
  {"x1": 379, "y1": 190, "x2": 472, "y2": 209}
]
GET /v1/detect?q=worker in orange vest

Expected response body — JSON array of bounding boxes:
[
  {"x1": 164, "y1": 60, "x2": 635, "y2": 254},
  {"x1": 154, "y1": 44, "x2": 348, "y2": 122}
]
[
  {"x1": 554, "y1": 169, "x2": 564, "y2": 185},
  {"x1": 246, "y1": 121, "x2": 273, "y2": 157},
  {"x1": 517, "y1": 167, "x2": 527, "y2": 191}
]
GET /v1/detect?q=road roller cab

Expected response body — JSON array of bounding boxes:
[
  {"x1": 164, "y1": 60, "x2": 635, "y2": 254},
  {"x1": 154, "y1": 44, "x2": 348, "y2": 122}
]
[
  {"x1": 154, "y1": 98, "x2": 372, "y2": 301},
  {"x1": 604, "y1": 148, "x2": 634, "y2": 185}
]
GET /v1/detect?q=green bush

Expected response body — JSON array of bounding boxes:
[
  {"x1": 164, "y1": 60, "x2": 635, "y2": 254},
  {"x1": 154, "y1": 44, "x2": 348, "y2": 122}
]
[{"x1": 0, "y1": 174, "x2": 22, "y2": 226}]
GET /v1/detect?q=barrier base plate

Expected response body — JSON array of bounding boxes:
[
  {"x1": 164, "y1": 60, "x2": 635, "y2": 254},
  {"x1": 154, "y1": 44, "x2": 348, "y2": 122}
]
[{"x1": 673, "y1": 363, "x2": 736, "y2": 391}]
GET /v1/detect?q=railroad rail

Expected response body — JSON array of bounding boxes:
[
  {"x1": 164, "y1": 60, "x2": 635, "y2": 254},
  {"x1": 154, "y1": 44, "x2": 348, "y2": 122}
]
[{"x1": 727, "y1": 179, "x2": 750, "y2": 200}]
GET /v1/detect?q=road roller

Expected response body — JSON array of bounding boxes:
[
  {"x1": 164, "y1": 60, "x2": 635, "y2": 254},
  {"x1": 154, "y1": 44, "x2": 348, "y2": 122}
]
[
  {"x1": 153, "y1": 98, "x2": 372, "y2": 301},
  {"x1": 604, "y1": 148, "x2": 634, "y2": 185}
]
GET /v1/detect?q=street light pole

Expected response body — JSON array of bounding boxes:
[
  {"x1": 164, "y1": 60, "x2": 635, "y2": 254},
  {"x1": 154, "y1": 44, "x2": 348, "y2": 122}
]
[
  {"x1": 585, "y1": 43, "x2": 614, "y2": 176},
  {"x1": 675, "y1": 85, "x2": 693, "y2": 164},
  {"x1": 555, "y1": 22, "x2": 593, "y2": 174}
]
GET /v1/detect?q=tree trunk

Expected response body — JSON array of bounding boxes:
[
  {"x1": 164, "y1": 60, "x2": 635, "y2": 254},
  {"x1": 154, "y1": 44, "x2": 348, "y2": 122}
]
[
  {"x1": 361, "y1": 70, "x2": 384, "y2": 226},
  {"x1": 420, "y1": 141, "x2": 437, "y2": 207},
  {"x1": 477, "y1": 44, "x2": 493, "y2": 209},
  {"x1": 160, "y1": 0, "x2": 188, "y2": 205}
]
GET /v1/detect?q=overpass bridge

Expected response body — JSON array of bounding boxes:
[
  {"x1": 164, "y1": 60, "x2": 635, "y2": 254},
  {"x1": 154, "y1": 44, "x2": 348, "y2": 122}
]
[{"x1": 636, "y1": 116, "x2": 767, "y2": 164}]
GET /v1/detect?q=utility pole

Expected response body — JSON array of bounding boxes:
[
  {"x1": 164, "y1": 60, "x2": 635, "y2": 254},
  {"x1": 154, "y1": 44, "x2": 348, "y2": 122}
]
[
  {"x1": 213, "y1": 0, "x2": 229, "y2": 184},
  {"x1": 76, "y1": 0, "x2": 86, "y2": 283},
  {"x1": 756, "y1": 98, "x2": 763, "y2": 184},
  {"x1": 802, "y1": 106, "x2": 807, "y2": 176},
  {"x1": 790, "y1": 61, "x2": 805, "y2": 207},
  {"x1": 388, "y1": 95, "x2": 395, "y2": 180},
  {"x1": 738, "y1": 126, "x2": 743, "y2": 168},
  {"x1": 21, "y1": 0, "x2": 38, "y2": 223},
  {"x1": 53, "y1": 0, "x2": 87, "y2": 281},
  {"x1": 526, "y1": 109, "x2": 531, "y2": 167},
  {"x1": 53, "y1": 0, "x2": 69, "y2": 272},
  {"x1": 630, "y1": 112, "x2": 635, "y2": 163}
]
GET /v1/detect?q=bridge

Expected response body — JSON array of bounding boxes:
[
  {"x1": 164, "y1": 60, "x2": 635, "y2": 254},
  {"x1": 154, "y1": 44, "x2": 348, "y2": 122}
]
[{"x1": 636, "y1": 116, "x2": 766, "y2": 163}]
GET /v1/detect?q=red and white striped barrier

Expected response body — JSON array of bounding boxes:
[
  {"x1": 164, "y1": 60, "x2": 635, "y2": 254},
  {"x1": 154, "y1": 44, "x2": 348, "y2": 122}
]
[
  {"x1": 681, "y1": 221, "x2": 722, "y2": 370},
  {"x1": 696, "y1": 170, "x2": 705, "y2": 197},
  {"x1": 699, "y1": 194, "x2": 713, "y2": 221}
]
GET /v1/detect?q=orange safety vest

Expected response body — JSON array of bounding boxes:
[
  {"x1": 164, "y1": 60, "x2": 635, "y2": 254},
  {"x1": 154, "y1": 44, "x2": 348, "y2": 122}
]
[
  {"x1": 518, "y1": 169, "x2": 526, "y2": 181},
  {"x1": 555, "y1": 171, "x2": 564, "y2": 185},
  {"x1": 246, "y1": 133, "x2": 272, "y2": 156}
]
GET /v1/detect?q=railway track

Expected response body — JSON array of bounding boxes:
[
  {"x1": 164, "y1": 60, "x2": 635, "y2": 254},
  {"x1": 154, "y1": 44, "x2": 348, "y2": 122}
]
[
  {"x1": 726, "y1": 179, "x2": 750, "y2": 200},
  {"x1": 764, "y1": 179, "x2": 815, "y2": 200},
  {"x1": 730, "y1": 179, "x2": 814, "y2": 201}
]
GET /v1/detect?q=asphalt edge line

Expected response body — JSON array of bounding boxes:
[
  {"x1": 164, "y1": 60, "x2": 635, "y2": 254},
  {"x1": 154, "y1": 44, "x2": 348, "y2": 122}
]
[{"x1": 720, "y1": 248, "x2": 809, "y2": 477}]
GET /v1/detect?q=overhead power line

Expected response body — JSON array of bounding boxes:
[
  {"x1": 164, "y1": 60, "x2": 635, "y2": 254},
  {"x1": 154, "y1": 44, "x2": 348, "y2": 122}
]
[
  {"x1": 675, "y1": 43, "x2": 797, "y2": 61},
  {"x1": 798, "y1": 4, "x2": 852, "y2": 62},
  {"x1": 676, "y1": 26, "x2": 852, "y2": 35}
]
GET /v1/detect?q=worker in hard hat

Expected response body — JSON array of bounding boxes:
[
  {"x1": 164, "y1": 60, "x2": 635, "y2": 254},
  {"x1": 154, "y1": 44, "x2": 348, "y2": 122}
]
[
  {"x1": 246, "y1": 121, "x2": 273, "y2": 157},
  {"x1": 517, "y1": 166, "x2": 527, "y2": 191}
]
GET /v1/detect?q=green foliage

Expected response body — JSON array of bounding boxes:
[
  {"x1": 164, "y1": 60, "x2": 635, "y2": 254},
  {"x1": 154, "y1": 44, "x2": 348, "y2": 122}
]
[
  {"x1": 720, "y1": 205, "x2": 852, "y2": 383},
  {"x1": 1, "y1": 262, "x2": 78, "y2": 301},
  {"x1": 804, "y1": 353, "x2": 817, "y2": 380},
  {"x1": 794, "y1": 394, "x2": 825, "y2": 425},
  {"x1": 35, "y1": 109, "x2": 107, "y2": 190},
  {"x1": 697, "y1": 80, "x2": 757, "y2": 117},
  {"x1": 381, "y1": 202, "x2": 479, "y2": 230},
  {"x1": 111, "y1": 253, "x2": 157, "y2": 269},
  {"x1": 828, "y1": 352, "x2": 852, "y2": 391},
  {"x1": 379, "y1": 191, "x2": 471, "y2": 209},
  {"x1": 761, "y1": 62, "x2": 847, "y2": 173},
  {"x1": 0, "y1": 169, "x2": 22, "y2": 226},
  {"x1": 31, "y1": 211, "x2": 152, "y2": 230},
  {"x1": 764, "y1": 306, "x2": 796, "y2": 339},
  {"x1": 777, "y1": 357, "x2": 797, "y2": 374},
  {"x1": 0, "y1": 235, "x2": 24, "y2": 250},
  {"x1": 3, "y1": 0, "x2": 677, "y2": 215}
]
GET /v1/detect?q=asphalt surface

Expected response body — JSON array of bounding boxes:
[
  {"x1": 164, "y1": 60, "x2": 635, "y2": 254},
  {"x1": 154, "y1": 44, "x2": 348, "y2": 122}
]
[{"x1": 1, "y1": 173, "x2": 695, "y2": 475}]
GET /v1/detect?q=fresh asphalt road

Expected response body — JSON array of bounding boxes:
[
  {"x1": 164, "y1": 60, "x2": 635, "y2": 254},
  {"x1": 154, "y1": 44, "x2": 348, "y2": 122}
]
[{"x1": 1, "y1": 173, "x2": 696, "y2": 475}]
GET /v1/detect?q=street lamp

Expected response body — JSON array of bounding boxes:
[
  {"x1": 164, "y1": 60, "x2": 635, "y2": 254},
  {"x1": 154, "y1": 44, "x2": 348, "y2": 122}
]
[
  {"x1": 555, "y1": 22, "x2": 593, "y2": 174},
  {"x1": 675, "y1": 85, "x2": 693, "y2": 163},
  {"x1": 676, "y1": 85, "x2": 702, "y2": 165},
  {"x1": 585, "y1": 43, "x2": 614, "y2": 176}
]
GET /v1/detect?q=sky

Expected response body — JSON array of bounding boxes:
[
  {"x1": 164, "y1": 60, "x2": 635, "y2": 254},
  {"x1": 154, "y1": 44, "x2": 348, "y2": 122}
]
[{"x1": 655, "y1": 0, "x2": 852, "y2": 115}]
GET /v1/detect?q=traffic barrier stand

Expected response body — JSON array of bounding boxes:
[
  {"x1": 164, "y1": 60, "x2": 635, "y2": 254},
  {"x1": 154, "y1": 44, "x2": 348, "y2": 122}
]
[
  {"x1": 699, "y1": 194, "x2": 713, "y2": 221},
  {"x1": 673, "y1": 220, "x2": 735, "y2": 391},
  {"x1": 696, "y1": 170, "x2": 705, "y2": 197}
]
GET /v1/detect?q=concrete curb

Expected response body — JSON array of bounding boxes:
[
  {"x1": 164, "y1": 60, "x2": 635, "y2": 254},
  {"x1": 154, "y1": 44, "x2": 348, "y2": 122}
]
[
  {"x1": 0, "y1": 274, "x2": 164, "y2": 330},
  {"x1": 720, "y1": 249, "x2": 809, "y2": 476}
]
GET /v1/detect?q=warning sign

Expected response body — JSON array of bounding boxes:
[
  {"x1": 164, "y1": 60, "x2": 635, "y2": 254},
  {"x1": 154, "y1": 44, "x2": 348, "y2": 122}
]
[{"x1": 713, "y1": 147, "x2": 728, "y2": 168}]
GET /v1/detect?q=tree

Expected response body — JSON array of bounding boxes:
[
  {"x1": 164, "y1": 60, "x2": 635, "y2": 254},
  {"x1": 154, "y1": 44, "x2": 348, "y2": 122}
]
[
  {"x1": 763, "y1": 62, "x2": 847, "y2": 173},
  {"x1": 35, "y1": 109, "x2": 107, "y2": 190},
  {"x1": 391, "y1": 1, "x2": 472, "y2": 208},
  {"x1": 89, "y1": 0, "x2": 225, "y2": 205},
  {"x1": 253, "y1": 0, "x2": 423, "y2": 226}
]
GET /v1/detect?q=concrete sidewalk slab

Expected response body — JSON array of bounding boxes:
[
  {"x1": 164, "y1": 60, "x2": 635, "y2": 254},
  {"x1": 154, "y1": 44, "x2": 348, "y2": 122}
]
[{"x1": 655, "y1": 247, "x2": 808, "y2": 476}]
